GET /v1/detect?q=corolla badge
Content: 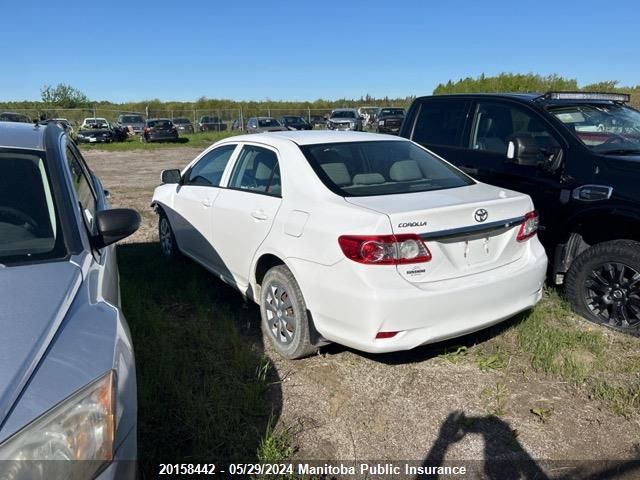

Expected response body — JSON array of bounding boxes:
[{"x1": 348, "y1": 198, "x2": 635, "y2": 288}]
[{"x1": 474, "y1": 209, "x2": 488, "y2": 223}]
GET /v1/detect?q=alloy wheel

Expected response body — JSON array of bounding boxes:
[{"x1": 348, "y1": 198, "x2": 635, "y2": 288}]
[{"x1": 584, "y1": 262, "x2": 640, "y2": 327}]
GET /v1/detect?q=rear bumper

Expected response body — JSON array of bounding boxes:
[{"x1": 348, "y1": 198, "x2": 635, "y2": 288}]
[{"x1": 288, "y1": 240, "x2": 547, "y2": 353}]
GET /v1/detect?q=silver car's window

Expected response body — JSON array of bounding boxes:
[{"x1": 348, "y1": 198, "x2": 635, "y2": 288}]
[
  {"x1": 0, "y1": 152, "x2": 66, "y2": 264},
  {"x1": 228, "y1": 145, "x2": 281, "y2": 196},
  {"x1": 300, "y1": 140, "x2": 474, "y2": 197},
  {"x1": 65, "y1": 145, "x2": 97, "y2": 235},
  {"x1": 186, "y1": 145, "x2": 236, "y2": 187}
]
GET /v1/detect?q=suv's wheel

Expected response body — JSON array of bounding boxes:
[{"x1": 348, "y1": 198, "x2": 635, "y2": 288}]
[
  {"x1": 565, "y1": 240, "x2": 640, "y2": 336},
  {"x1": 260, "y1": 265, "x2": 317, "y2": 359},
  {"x1": 158, "y1": 210, "x2": 180, "y2": 258}
]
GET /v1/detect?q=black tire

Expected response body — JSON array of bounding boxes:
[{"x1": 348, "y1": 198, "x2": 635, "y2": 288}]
[
  {"x1": 565, "y1": 240, "x2": 640, "y2": 336},
  {"x1": 158, "y1": 209, "x2": 180, "y2": 258},
  {"x1": 260, "y1": 265, "x2": 317, "y2": 359}
]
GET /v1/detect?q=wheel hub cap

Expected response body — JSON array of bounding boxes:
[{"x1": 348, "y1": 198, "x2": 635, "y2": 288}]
[{"x1": 265, "y1": 283, "x2": 295, "y2": 345}]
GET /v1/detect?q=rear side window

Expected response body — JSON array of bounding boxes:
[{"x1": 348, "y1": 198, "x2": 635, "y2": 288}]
[
  {"x1": 411, "y1": 100, "x2": 470, "y2": 147},
  {"x1": 228, "y1": 145, "x2": 281, "y2": 196},
  {"x1": 186, "y1": 144, "x2": 236, "y2": 187},
  {"x1": 300, "y1": 140, "x2": 474, "y2": 197}
]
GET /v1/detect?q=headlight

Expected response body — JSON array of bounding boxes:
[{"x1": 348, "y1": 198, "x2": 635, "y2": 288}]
[
  {"x1": 0, "y1": 371, "x2": 115, "y2": 479},
  {"x1": 379, "y1": 120, "x2": 385, "y2": 126}
]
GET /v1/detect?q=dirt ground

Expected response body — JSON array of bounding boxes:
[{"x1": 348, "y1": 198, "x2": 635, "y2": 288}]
[{"x1": 85, "y1": 147, "x2": 640, "y2": 475}]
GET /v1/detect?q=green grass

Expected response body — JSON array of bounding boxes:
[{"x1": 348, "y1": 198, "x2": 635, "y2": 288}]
[
  {"x1": 78, "y1": 131, "x2": 237, "y2": 151},
  {"x1": 118, "y1": 243, "x2": 285, "y2": 478},
  {"x1": 506, "y1": 290, "x2": 640, "y2": 416}
]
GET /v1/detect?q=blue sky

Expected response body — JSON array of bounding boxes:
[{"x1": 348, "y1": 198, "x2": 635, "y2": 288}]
[{"x1": 4, "y1": 1, "x2": 638, "y2": 102}]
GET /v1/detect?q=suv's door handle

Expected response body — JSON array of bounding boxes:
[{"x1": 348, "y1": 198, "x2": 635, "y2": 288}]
[
  {"x1": 251, "y1": 209, "x2": 268, "y2": 221},
  {"x1": 202, "y1": 198, "x2": 214, "y2": 207}
]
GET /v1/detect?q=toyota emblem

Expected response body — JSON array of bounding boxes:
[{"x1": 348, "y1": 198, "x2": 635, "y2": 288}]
[{"x1": 474, "y1": 209, "x2": 488, "y2": 223}]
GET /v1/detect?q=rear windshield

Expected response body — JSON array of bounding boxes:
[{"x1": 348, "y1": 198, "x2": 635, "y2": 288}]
[
  {"x1": 121, "y1": 115, "x2": 144, "y2": 123},
  {"x1": 380, "y1": 109, "x2": 405, "y2": 116},
  {"x1": 258, "y1": 118, "x2": 281, "y2": 127},
  {"x1": 300, "y1": 140, "x2": 474, "y2": 197},
  {"x1": 148, "y1": 120, "x2": 172, "y2": 128},
  {"x1": 331, "y1": 111, "x2": 356, "y2": 119},
  {"x1": 0, "y1": 151, "x2": 66, "y2": 265}
]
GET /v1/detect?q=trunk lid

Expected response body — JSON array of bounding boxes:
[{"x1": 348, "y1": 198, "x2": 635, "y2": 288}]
[{"x1": 345, "y1": 183, "x2": 533, "y2": 283}]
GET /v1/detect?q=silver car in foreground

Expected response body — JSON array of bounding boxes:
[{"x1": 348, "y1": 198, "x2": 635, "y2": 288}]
[{"x1": 0, "y1": 121, "x2": 140, "y2": 478}]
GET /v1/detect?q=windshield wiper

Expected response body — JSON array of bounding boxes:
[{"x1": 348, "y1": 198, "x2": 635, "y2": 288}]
[{"x1": 600, "y1": 148, "x2": 640, "y2": 155}]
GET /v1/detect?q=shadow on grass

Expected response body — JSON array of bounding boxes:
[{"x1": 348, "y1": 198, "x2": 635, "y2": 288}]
[{"x1": 117, "y1": 242, "x2": 281, "y2": 478}]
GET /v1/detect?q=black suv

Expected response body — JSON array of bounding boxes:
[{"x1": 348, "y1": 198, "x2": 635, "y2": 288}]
[{"x1": 400, "y1": 92, "x2": 640, "y2": 335}]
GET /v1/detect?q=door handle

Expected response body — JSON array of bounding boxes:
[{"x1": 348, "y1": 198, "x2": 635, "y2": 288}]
[
  {"x1": 251, "y1": 209, "x2": 268, "y2": 221},
  {"x1": 201, "y1": 198, "x2": 214, "y2": 207}
]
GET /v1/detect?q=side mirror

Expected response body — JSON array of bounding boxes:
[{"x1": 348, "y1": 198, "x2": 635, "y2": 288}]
[
  {"x1": 93, "y1": 208, "x2": 140, "y2": 248},
  {"x1": 506, "y1": 136, "x2": 545, "y2": 167},
  {"x1": 161, "y1": 169, "x2": 181, "y2": 184}
]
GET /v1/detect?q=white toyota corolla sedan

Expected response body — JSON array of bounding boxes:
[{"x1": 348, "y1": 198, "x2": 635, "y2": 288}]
[{"x1": 151, "y1": 131, "x2": 547, "y2": 358}]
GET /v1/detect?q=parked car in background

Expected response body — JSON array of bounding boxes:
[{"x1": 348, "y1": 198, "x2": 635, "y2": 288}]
[
  {"x1": 231, "y1": 119, "x2": 244, "y2": 130},
  {"x1": 81, "y1": 117, "x2": 110, "y2": 129},
  {"x1": 76, "y1": 119, "x2": 114, "y2": 144},
  {"x1": 358, "y1": 106, "x2": 381, "y2": 129},
  {"x1": 49, "y1": 118, "x2": 74, "y2": 134},
  {"x1": 152, "y1": 131, "x2": 547, "y2": 359},
  {"x1": 172, "y1": 117, "x2": 194, "y2": 134},
  {"x1": 246, "y1": 117, "x2": 288, "y2": 133},
  {"x1": 198, "y1": 116, "x2": 227, "y2": 132},
  {"x1": 375, "y1": 107, "x2": 405, "y2": 134},
  {"x1": 0, "y1": 121, "x2": 140, "y2": 477},
  {"x1": 0, "y1": 112, "x2": 32, "y2": 123},
  {"x1": 116, "y1": 113, "x2": 145, "y2": 135},
  {"x1": 310, "y1": 115, "x2": 327, "y2": 129},
  {"x1": 142, "y1": 118, "x2": 179, "y2": 143},
  {"x1": 400, "y1": 91, "x2": 640, "y2": 335},
  {"x1": 279, "y1": 115, "x2": 313, "y2": 130},
  {"x1": 327, "y1": 109, "x2": 364, "y2": 131}
]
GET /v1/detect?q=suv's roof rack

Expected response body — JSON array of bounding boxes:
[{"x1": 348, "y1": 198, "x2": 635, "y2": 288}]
[{"x1": 537, "y1": 91, "x2": 630, "y2": 103}]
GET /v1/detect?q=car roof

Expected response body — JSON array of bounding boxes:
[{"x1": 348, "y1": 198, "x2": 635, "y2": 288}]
[
  {"x1": 0, "y1": 121, "x2": 46, "y2": 150},
  {"x1": 220, "y1": 130, "x2": 404, "y2": 146}
]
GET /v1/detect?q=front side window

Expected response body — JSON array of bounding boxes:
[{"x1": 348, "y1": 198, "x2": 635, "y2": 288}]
[
  {"x1": 549, "y1": 104, "x2": 640, "y2": 154},
  {"x1": 258, "y1": 118, "x2": 281, "y2": 127},
  {"x1": 186, "y1": 144, "x2": 236, "y2": 187},
  {"x1": 300, "y1": 140, "x2": 473, "y2": 197},
  {"x1": 228, "y1": 145, "x2": 281, "y2": 196},
  {"x1": 470, "y1": 102, "x2": 559, "y2": 156},
  {"x1": 0, "y1": 151, "x2": 66, "y2": 264},
  {"x1": 66, "y1": 145, "x2": 97, "y2": 235},
  {"x1": 411, "y1": 100, "x2": 469, "y2": 147}
]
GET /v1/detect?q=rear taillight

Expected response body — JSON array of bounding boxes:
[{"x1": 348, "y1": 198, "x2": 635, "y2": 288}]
[
  {"x1": 338, "y1": 234, "x2": 432, "y2": 265},
  {"x1": 516, "y1": 211, "x2": 539, "y2": 242}
]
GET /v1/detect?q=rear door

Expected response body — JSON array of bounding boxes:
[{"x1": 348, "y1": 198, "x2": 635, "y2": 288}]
[
  {"x1": 172, "y1": 144, "x2": 238, "y2": 267},
  {"x1": 464, "y1": 99, "x2": 567, "y2": 239},
  {"x1": 210, "y1": 144, "x2": 282, "y2": 289},
  {"x1": 406, "y1": 98, "x2": 473, "y2": 171}
]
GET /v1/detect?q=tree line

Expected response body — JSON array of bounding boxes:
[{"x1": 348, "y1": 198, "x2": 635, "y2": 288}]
[{"x1": 2, "y1": 74, "x2": 640, "y2": 112}]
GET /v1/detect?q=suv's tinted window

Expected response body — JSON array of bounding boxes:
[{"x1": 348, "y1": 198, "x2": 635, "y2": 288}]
[
  {"x1": 228, "y1": 145, "x2": 281, "y2": 196},
  {"x1": 186, "y1": 144, "x2": 236, "y2": 186},
  {"x1": 471, "y1": 102, "x2": 559, "y2": 155},
  {"x1": 411, "y1": 100, "x2": 469, "y2": 147}
]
